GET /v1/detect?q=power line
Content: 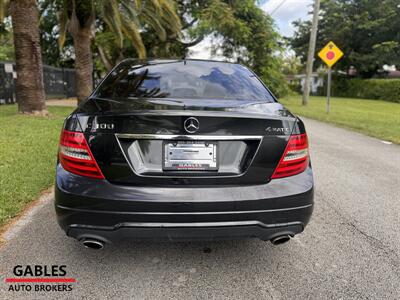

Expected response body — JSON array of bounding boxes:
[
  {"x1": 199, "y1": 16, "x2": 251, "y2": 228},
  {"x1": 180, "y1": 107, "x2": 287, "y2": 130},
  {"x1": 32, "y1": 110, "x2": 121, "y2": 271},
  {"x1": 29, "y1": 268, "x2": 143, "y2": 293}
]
[{"x1": 270, "y1": 0, "x2": 288, "y2": 15}]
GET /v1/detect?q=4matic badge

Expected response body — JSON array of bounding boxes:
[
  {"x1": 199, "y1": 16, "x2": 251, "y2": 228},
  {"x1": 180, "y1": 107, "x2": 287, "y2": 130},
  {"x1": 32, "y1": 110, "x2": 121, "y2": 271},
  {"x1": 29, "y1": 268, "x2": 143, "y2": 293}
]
[{"x1": 265, "y1": 126, "x2": 291, "y2": 134}]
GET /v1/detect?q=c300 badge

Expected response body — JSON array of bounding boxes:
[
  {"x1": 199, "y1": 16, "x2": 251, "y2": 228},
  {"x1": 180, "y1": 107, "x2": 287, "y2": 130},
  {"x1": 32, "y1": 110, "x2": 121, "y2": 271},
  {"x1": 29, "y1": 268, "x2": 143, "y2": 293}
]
[{"x1": 90, "y1": 123, "x2": 115, "y2": 130}]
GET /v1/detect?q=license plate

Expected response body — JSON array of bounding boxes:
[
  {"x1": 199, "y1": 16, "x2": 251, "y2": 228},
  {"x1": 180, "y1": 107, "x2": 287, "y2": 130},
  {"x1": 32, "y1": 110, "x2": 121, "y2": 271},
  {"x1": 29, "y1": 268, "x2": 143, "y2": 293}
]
[{"x1": 163, "y1": 141, "x2": 218, "y2": 171}]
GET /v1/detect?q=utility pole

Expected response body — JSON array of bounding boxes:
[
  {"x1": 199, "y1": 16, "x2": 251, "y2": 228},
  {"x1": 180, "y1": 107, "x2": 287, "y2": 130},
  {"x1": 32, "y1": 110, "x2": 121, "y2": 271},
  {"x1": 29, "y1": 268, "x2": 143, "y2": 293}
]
[{"x1": 302, "y1": 0, "x2": 321, "y2": 106}]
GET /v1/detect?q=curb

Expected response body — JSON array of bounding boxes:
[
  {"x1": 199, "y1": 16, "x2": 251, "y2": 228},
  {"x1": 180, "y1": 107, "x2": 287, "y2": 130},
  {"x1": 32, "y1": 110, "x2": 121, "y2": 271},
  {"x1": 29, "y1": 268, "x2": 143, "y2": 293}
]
[{"x1": 0, "y1": 188, "x2": 54, "y2": 246}]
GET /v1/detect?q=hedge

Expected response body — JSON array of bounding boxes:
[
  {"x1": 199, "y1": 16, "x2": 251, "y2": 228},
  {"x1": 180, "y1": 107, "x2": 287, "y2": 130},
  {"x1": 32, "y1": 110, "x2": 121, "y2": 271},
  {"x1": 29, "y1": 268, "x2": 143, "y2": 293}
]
[{"x1": 316, "y1": 77, "x2": 400, "y2": 103}]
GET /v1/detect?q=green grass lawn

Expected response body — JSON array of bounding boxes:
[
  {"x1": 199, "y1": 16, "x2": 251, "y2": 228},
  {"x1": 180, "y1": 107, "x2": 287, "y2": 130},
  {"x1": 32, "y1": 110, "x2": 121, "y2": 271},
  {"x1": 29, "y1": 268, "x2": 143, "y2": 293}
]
[
  {"x1": 0, "y1": 105, "x2": 73, "y2": 228},
  {"x1": 280, "y1": 96, "x2": 400, "y2": 144}
]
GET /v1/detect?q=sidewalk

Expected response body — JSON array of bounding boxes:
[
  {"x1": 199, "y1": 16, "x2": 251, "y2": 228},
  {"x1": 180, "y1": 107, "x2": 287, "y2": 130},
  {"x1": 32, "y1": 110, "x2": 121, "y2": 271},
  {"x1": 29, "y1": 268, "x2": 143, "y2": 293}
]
[{"x1": 46, "y1": 98, "x2": 77, "y2": 107}]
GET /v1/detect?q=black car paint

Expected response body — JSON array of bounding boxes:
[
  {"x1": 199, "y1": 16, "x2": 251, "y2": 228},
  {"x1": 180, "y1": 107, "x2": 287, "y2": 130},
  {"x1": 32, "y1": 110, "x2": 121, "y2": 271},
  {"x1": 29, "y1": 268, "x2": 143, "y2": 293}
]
[
  {"x1": 55, "y1": 59, "x2": 314, "y2": 243},
  {"x1": 68, "y1": 99, "x2": 302, "y2": 186},
  {"x1": 56, "y1": 166, "x2": 313, "y2": 242}
]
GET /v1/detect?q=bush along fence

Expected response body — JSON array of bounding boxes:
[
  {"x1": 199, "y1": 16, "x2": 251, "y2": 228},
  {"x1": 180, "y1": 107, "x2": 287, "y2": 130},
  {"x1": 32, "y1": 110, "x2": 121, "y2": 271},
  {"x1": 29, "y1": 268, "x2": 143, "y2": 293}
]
[
  {"x1": 316, "y1": 74, "x2": 400, "y2": 103},
  {"x1": 0, "y1": 62, "x2": 76, "y2": 105}
]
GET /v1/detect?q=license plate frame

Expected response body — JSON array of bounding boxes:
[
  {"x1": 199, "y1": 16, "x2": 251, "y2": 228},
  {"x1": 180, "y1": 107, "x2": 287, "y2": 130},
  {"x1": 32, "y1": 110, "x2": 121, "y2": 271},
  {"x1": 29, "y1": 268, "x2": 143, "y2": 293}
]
[{"x1": 162, "y1": 141, "x2": 218, "y2": 171}]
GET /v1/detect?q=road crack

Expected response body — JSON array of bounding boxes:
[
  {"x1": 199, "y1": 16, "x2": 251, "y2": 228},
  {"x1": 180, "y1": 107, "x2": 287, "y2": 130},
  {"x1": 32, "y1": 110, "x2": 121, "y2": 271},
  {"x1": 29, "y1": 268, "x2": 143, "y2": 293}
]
[{"x1": 324, "y1": 199, "x2": 400, "y2": 275}]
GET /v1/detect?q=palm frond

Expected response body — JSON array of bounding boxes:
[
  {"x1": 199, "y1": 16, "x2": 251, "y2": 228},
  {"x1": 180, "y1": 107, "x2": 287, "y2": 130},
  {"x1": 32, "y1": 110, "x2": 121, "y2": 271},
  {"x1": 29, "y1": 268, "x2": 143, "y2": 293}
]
[
  {"x1": 157, "y1": 0, "x2": 181, "y2": 35},
  {"x1": 140, "y1": 6, "x2": 166, "y2": 41},
  {"x1": 120, "y1": 0, "x2": 140, "y2": 25},
  {"x1": 147, "y1": 0, "x2": 161, "y2": 16},
  {"x1": 118, "y1": 0, "x2": 180, "y2": 56},
  {"x1": 132, "y1": 0, "x2": 142, "y2": 11},
  {"x1": 0, "y1": 0, "x2": 10, "y2": 22},
  {"x1": 139, "y1": 0, "x2": 181, "y2": 39},
  {"x1": 100, "y1": 0, "x2": 124, "y2": 48},
  {"x1": 58, "y1": 0, "x2": 69, "y2": 50},
  {"x1": 120, "y1": 17, "x2": 146, "y2": 58},
  {"x1": 62, "y1": 0, "x2": 182, "y2": 60}
]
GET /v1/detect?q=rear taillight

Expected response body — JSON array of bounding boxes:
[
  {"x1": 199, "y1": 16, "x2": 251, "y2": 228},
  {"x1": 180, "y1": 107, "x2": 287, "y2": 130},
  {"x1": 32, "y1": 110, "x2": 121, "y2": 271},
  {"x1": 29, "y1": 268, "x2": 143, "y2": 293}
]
[
  {"x1": 58, "y1": 129, "x2": 105, "y2": 179},
  {"x1": 271, "y1": 133, "x2": 309, "y2": 179}
]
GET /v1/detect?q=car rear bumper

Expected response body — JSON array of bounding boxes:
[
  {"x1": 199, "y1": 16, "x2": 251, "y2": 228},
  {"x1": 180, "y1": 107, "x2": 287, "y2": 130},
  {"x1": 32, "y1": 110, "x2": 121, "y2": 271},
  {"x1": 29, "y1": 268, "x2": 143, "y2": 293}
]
[{"x1": 55, "y1": 164, "x2": 314, "y2": 243}]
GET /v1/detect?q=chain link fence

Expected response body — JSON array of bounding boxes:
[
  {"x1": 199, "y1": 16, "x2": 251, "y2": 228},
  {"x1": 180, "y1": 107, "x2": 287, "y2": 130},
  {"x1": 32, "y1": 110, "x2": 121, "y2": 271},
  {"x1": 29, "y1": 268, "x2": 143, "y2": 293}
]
[{"x1": 0, "y1": 62, "x2": 76, "y2": 105}]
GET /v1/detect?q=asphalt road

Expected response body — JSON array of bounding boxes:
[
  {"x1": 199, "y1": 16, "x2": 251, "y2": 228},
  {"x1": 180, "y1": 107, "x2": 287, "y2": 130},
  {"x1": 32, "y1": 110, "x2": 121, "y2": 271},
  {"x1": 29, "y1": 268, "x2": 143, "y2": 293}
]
[{"x1": 1, "y1": 118, "x2": 399, "y2": 299}]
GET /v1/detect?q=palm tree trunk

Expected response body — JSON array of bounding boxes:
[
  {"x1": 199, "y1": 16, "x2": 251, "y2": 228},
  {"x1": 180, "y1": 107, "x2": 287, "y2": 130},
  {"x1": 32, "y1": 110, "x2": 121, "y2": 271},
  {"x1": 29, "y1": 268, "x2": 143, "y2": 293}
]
[
  {"x1": 10, "y1": 0, "x2": 47, "y2": 114},
  {"x1": 68, "y1": 12, "x2": 94, "y2": 104},
  {"x1": 71, "y1": 30, "x2": 93, "y2": 104}
]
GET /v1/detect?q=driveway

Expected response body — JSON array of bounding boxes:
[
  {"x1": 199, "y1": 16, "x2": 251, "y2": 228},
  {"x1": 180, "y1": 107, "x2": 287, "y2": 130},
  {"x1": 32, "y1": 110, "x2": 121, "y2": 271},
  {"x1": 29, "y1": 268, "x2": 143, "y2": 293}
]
[{"x1": 1, "y1": 118, "x2": 399, "y2": 299}]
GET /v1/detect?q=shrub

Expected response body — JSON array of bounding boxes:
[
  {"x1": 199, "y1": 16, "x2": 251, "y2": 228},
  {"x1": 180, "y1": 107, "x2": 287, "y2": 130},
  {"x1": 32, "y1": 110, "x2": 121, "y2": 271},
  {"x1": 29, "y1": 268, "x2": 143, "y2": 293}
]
[
  {"x1": 317, "y1": 76, "x2": 400, "y2": 103},
  {"x1": 356, "y1": 79, "x2": 400, "y2": 103},
  {"x1": 288, "y1": 81, "x2": 302, "y2": 94}
]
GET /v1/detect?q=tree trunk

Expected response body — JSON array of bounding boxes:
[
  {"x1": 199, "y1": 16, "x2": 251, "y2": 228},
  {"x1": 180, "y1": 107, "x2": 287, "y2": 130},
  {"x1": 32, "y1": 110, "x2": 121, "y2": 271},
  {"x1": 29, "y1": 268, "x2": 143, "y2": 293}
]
[
  {"x1": 302, "y1": 0, "x2": 320, "y2": 106},
  {"x1": 10, "y1": 0, "x2": 47, "y2": 115},
  {"x1": 68, "y1": 13, "x2": 94, "y2": 105}
]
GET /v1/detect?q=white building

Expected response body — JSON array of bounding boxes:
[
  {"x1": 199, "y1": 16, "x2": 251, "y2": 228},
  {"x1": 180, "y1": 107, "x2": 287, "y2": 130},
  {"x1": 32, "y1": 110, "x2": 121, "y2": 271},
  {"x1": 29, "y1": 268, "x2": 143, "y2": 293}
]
[{"x1": 287, "y1": 72, "x2": 324, "y2": 94}]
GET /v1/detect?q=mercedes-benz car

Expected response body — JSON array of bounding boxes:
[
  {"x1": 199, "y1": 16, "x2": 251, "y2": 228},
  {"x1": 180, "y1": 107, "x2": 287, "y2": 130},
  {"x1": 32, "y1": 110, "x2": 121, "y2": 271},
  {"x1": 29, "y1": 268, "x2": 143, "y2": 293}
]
[{"x1": 55, "y1": 59, "x2": 314, "y2": 249}]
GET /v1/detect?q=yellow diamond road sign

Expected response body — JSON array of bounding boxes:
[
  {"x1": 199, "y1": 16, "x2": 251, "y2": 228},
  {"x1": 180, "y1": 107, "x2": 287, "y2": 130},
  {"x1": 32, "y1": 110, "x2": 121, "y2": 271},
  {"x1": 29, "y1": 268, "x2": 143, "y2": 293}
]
[{"x1": 318, "y1": 41, "x2": 344, "y2": 68}]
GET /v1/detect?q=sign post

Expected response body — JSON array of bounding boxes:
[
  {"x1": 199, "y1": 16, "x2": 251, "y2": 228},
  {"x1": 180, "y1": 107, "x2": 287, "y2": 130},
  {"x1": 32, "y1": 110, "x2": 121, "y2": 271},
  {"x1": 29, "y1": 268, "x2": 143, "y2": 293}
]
[
  {"x1": 326, "y1": 67, "x2": 331, "y2": 113},
  {"x1": 318, "y1": 41, "x2": 344, "y2": 113}
]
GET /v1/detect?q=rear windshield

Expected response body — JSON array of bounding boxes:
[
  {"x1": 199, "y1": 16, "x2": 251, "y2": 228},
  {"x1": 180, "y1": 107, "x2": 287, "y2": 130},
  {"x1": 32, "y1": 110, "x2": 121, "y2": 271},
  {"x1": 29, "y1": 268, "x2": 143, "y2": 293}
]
[{"x1": 95, "y1": 60, "x2": 275, "y2": 102}]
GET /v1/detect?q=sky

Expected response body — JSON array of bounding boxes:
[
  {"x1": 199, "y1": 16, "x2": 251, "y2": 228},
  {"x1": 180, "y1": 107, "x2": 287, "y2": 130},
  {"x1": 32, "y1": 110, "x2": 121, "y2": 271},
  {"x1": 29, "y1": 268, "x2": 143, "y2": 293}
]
[
  {"x1": 189, "y1": 0, "x2": 313, "y2": 59},
  {"x1": 261, "y1": 0, "x2": 313, "y2": 37}
]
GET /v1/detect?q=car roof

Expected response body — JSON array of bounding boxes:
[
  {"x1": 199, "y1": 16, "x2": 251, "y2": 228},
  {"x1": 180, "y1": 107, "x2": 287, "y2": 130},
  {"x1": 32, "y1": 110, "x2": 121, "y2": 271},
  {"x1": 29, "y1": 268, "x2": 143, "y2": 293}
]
[{"x1": 119, "y1": 58, "x2": 242, "y2": 67}]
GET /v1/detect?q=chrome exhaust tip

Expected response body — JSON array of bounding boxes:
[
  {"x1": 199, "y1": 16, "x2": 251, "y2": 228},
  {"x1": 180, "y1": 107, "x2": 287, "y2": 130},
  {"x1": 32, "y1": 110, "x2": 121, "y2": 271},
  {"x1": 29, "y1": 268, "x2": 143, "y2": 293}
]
[
  {"x1": 270, "y1": 235, "x2": 291, "y2": 245},
  {"x1": 82, "y1": 239, "x2": 104, "y2": 250}
]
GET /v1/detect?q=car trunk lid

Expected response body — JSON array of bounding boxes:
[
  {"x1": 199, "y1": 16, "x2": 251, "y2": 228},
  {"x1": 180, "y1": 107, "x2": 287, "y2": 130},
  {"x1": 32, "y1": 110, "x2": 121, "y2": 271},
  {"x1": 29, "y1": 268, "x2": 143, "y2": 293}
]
[{"x1": 73, "y1": 98, "x2": 297, "y2": 186}]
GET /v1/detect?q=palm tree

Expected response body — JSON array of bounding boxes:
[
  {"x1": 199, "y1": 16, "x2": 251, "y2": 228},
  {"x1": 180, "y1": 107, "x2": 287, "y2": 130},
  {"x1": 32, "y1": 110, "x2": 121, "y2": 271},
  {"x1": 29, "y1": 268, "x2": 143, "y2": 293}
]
[
  {"x1": 0, "y1": 0, "x2": 47, "y2": 115},
  {"x1": 58, "y1": 0, "x2": 181, "y2": 104}
]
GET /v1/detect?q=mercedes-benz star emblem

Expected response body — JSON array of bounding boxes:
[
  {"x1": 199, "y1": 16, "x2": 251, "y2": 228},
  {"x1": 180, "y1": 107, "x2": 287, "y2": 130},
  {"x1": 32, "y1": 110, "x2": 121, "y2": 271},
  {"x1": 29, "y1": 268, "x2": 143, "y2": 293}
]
[{"x1": 184, "y1": 117, "x2": 200, "y2": 133}]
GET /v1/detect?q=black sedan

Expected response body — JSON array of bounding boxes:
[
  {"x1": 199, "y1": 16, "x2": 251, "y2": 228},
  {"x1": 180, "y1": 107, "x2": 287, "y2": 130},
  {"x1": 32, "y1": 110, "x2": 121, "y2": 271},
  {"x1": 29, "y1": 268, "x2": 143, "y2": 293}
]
[{"x1": 55, "y1": 59, "x2": 314, "y2": 249}]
